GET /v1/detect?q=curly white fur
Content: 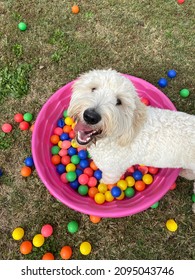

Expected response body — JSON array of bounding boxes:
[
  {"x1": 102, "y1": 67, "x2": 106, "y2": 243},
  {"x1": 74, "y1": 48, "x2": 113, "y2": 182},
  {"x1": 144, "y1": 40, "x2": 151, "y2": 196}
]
[{"x1": 68, "y1": 69, "x2": 195, "y2": 211}]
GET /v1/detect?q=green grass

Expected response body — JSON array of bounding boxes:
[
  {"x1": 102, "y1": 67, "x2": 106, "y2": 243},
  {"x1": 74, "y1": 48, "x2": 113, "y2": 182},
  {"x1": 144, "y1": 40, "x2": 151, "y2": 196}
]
[{"x1": 0, "y1": 0, "x2": 195, "y2": 260}]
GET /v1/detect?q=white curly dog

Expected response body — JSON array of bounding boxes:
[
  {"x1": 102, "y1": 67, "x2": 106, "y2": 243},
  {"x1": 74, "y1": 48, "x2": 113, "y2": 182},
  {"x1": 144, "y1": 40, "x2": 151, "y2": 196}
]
[{"x1": 68, "y1": 69, "x2": 195, "y2": 212}]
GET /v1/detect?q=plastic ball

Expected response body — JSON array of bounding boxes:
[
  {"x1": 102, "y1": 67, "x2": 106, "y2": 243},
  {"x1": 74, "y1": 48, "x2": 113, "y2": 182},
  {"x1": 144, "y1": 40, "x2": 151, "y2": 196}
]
[
  {"x1": 116, "y1": 191, "x2": 125, "y2": 200},
  {"x1": 63, "y1": 110, "x2": 68, "y2": 118},
  {"x1": 68, "y1": 147, "x2": 77, "y2": 156},
  {"x1": 111, "y1": 186, "x2": 121, "y2": 198},
  {"x1": 67, "y1": 220, "x2": 79, "y2": 234},
  {"x1": 51, "y1": 145, "x2": 60, "y2": 155},
  {"x1": 125, "y1": 176, "x2": 135, "y2": 187},
  {"x1": 88, "y1": 187, "x2": 99, "y2": 198},
  {"x1": 167, "y1": 69, "x2": 177, "y2": 78},
  {"x1": 56, "y1": 164, "x2": 66, "y2": 174},
  {"x1": 14, "y1": 113, "x2": 23, "y2": 123},
  {"x1": 78, "y1": 150, "x2": 88, "y2": 159},
  {"x1": 148, "y1": 167, "x2": 159, "y2": 175},
  {"x1": 70, "y1": 179, "x2": 79, "y2": 189},
  {"x1": 177, "y1": 0, "x2": 185, "y2": 4},
  {"x1": 20, "y1": 241, "x2": 33, "y2": 255},
  {"x1": 66, "y1": 163, "x2": 76, "y2": 172},
  {"x1": 132, "y1": 170, "x2": 143, "y2": 180},
  {"x1": 57, "y1": 118, "x2": 65, "y2": 128},
  {"x1": 75, "y1": 169, "x2": 83, "y2": 177},
  {"x1": 60, "y1": 173, "x2": 69, "y2": 183},
  {"x1": 60, "y1": 133, "x2": 69, "y2": 141},
  {"x1": 157, "y1": 78, "x2": 168, "y2": 88},
  {"x1": 94, "y1": 193, "x2": 106, "y2": 204},
  {"x1": 166, "y1": 219, "x2": 178, "y2": 232},
  {"x1": 1, "y1": 123, "x2": 12, "y2": 133},
  {"x1": 71, "y1": 155, "x2": 80, "y2": 165},
  {"x1": 19, "y1": 121, "x2": 30, "y2": 130},
  {"x1": 179, "y1": 88, "x2": 190, "y2": 98},
  {"x1": 80, "y1": 242, "x2": 92, "y2": 255},
  {"x1": 88, "y1": 177, "x2": 97, "y2": 187},
  {"x1": 60, "y1": 246, "x2": 72, "y2": 260},
  {"x1": 124, "y1": 187, "x2": 135, "y2": 198},
  {"x1": 142, "y1": 174, "x2": 153, "y2": 185},
  {"x1": 98, "y1": 183, "x2": 107, "y2": 193},
  {"x1": 61, "y1": 140, "x2": 71, "y2": 149},
  {"x1": 191, "y1": 194, "x2": 195, "y2": 203},
  {"x1": 21, "y1": 166, "x2": 32, "y2": 177},
  {"x1": 89, "y1": 215, "x2": 101, "y2": 224},
  {"x1": 79, "y1": 159, "x2": 89, "y2": 168},
  {"x1": 65, "y1": 116, "x2": 74, "y2": 126},
  {"x1": 42, "y1": 252, "x2": 55, "y2": 260},
  {"x1": 23, "y1": 112, "x2": 33, "y2": 122},
  {"x1": 72, "y1": 5, "x2": 80, "y2": 14},
  {"x1": 140, "y1": 97, "x2": 150, "y2": 106},
  {"x1": 54, "y1": 127, "x2": 63, "y2": 135},
  {"x1": 105, "y1": 190, "x2": 114, "y2": 202},
  {"x1": 24, "y1": 156, "x2": 34, "y2": 167},
  {"x1": 84, "y1": 167, "x2": 93, "y2": 177},
  {"x1": 0, "y1": 169, "x2": 3, "y2": 177},
  {"x1": 135, "y1": 181, "x2": 146, "y2": 191},
  {"x1": 61, "y1": 155, "x2": 71, "y2": 165},
  {"x1": 59, "y1": 149, "x2": 68, "y2": 157},
  {"x1": 41, "y1": 224, "x2": 53, "y2": 237},
  {"x1": 78, "y1": 185, "x2": 88, "y2": 196},
  {"x1": 12, "y1": 227, "x2": 24, "y2": 240},
  {"x1": 78, "y1": 174, "x2": 89, "y2": 185},
  {"x1": 170, "y1": 182, "x2": 177, "y2": 190},
  {"x1": 33, "y1": 234, "x2": 45, "y2": 247},
  {"x1": 93, "y1": 169, "x2": 102, "y2": 180},
  {"x1": 151, "y1": 201, "x2": 159, "y2": 209},
  {"x1": 63, "y1": 125, "x2": 72, "y2": 133},
  {"x1": 18, "y1": 22, "x2": 27, "y2": 31},
  {"x1": 90, "y1": 161, "x2": 98, "y2": 170},
  {"x1": 50, "y1": 135, "x2": 60, "y2": 144},
  {"x1": 117, "y1": 180, "x2": 127, "y2": 191},
  {"x1": 51, "y1": 155, "x2": 61, "y2": 165}
]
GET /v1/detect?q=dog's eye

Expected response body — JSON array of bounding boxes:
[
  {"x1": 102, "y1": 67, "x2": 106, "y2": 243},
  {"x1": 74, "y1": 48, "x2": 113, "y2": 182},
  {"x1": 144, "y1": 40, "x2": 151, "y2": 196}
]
[
  {"x1": 116, "y1": 98, "x2": 122, "y2": 105},
  {"x1": 91, "y1": 87, "x2": 96, "y2": 92}
]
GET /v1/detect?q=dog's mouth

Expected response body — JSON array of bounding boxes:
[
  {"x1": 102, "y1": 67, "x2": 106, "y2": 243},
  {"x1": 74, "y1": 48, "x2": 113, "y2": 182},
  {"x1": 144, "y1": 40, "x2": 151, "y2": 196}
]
[{"x1": 74, "y1": 121, "x2": 101, "y2": 145}]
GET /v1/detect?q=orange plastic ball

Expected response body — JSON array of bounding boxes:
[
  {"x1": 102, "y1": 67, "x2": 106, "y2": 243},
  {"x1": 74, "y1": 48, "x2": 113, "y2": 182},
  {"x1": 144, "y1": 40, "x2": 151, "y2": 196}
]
[
  {"x1": 21, "y1": 166, "x2": 32, "y2": 177},
  {"x1": 89, "y1": 215, "x2": 101, "y2": 224},
  {"x1": 30, "y1": 123, "x2": 35, "y2": 132},
  {"x1": 50, "y1": 135, "x2": 60, "y2": 144},
  {"x1": 71, "y1": 5, "x2": 80, "y2": 14},
  {"x1": 51, "y1": 155, "x2": 61, "y2": 165},
  {"x1": 20, "y1": 241, "x2": 33, "y2": 255},
  {"x1": 90, "y1": 161, "x2": 98, "y2": 171},
  {"x1": 63, "y1": 125, "x2": 72, "y2": 133},
  {"x1": 60, "y1": 246, "x2": 72, "y2": 260},
  {"x1": 88, "y1": 187, "x2": 99, "y2": 198},
  {"x1": 134, "y1": 181, "x2": 146, "y2": 191},
  {"x1": 42, "y1": 252, "x2": 55, "y2": 260}
]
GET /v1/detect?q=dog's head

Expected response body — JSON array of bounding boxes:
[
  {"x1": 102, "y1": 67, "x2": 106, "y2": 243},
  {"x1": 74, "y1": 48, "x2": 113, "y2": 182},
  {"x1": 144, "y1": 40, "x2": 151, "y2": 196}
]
[{"x1": 68, "y1": 69, "x2": 146, "y2": 147}]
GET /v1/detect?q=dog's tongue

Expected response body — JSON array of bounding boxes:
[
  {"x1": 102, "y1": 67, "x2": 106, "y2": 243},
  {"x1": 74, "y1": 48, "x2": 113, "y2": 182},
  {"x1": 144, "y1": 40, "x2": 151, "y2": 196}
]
[{"x1": 74, "y1": 121, "x2": 93, "y2": 142}]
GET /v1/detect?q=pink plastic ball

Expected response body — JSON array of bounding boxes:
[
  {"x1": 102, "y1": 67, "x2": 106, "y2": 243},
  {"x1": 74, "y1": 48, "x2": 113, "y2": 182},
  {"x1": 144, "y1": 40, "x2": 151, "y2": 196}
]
[
  {"x1": 127, "y1": 166, "x2": 135, "y2": 173},
  {"x1": 14, "y1": 113, "x2": 23, "y2": 123},
  {"x1": 61, "y1": 140, "x2": 71, "y2": 149},
  {"x1": 1, "y1": 123, "x2": 13, "y2": 133},
  {"x1": 69, "y1": 130, "x2": 75, "y2": 139},
  {"x1": 60, "y1": 173, "x2": 69, "y2": 183},
  {"x1": 61, "y1": 155, "x2": 71, "y2": 165},
  {"x1": 19, "y1": 121, "x2": 29, "y2": 130},
  {"x1": 53, "y1": 127, "x2": 63, "y2": 135},
  {"x1": 41, "y1": 224, "x2": 53, "y2": 237},
  {"x1": 78, "y1": 174, "x2": 89, "y2": 185},
  {"x1": 59, "y1": 149, "x2": 68, "y2": 157},
  {"x1": 88, "y1": 177, "x2": 98, "y2": 187}
]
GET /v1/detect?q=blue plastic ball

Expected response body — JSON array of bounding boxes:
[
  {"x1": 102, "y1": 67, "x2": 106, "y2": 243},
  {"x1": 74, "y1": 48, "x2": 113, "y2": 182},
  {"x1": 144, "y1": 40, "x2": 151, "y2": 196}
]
[
  {"x1": 76, "y1": 169, "x2": 83, "y2": 177},
  {"x1": 0, "y1": 169, "x2": 3, "y2": 177},
  {"x1": 167, "y1": 69, "x2": 177, "y2": 79},
  {"x1": 57, "y1": 118, "x2": 65, "y2": 128},
  {"x1": 132, "y1": 170, "x2": 143, "y2": 180},
  {"x1": 68, "y1": 147, "x2": 77, "y2": 156},
  {"x1": 24, "y1": 156, "x2": 34, "y2": 167},
  {"x1": 111, "y1": 186, "x2": 122, "y2": 198},
  {"x1": 94, "y1": 170, "x2": 102, "y2": 180},
  {"x1": 70, "y1": 179, "x2": 80, "y2": 190},
  {"x1": 157, "y1": 78, "x2": 168, "y2": 88},
  {"x1": 78, "y1": 150, "x2": 88, "y2": 159},
  {"x1": 60, "y1": 133, "x2": 69, "y2": 141},
  {"x1": 56, "y1": 164, "x2": 65, "y2": 174},
  {"x1": 80, "y1": 159, "x2": 89, "y2": 169}
]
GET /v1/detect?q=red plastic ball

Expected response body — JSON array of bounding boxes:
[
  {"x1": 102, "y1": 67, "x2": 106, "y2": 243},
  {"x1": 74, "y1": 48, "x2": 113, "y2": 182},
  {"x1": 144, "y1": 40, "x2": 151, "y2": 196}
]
[
  {"x1": 84, "y1": 167, "x2": 94, "y2": 177},
  {"x1": 19, "y1": 121, "x2": 30, "y2": 130},
  {"x1": 140, "y1": 97, "x2": 150, "y2": 106},
  {"x1": 61, "y1": 155, "x2": 71, "y2": 165},
  {"x1": 177, "y1": 0, "x2": 185, "y2": 4},
  {"x1": 148, "y1": 167, "x2": 159, "y2": 175},
  {"x1": 53, "y1": 127, "x2": 63, "y2": 135},
  {"x1": 41, "y1": 224, "x2": 53, "y2": 237},
  {"x1": 1, "y1": 123, "x2": 12, "y2": 133},
  {"x1": 78, "y1": 174, "x2": 89, "y2": 185},
  {"x1": 88, "y1": 177, "x2": 97, "y2": 187},
  {"x1": 14, "y1": 113, "x2": 23, "y2": 123}
]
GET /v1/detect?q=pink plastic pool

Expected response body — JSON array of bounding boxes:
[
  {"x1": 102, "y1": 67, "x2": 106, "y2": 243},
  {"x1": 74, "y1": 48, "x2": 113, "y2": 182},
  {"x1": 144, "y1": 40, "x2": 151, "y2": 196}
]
[{"x1": 32, "y1": 74, "x2": 180, "y2": 218}]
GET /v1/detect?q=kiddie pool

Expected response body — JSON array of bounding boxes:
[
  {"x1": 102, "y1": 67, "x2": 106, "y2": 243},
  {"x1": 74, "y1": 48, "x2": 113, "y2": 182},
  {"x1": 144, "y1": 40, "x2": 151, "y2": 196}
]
[{"x1": 32, "y1": 74, "x2": 180, "y2": 218}]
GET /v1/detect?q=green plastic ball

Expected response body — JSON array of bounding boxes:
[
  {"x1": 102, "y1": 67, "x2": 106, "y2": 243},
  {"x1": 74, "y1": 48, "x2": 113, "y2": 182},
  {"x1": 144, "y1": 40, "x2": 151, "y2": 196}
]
[
  {"x1": 124, "y1": 187, "x2": 135, "y2": 198},
  {"x1": 78, "y1": 185, "x2": 88, "y2": 196},
  {"x1": 151, "y1": 201, "x2": 159, "y2": 209},
  {"x1": 66, "y1": 171, "x2": 77, "y2": 182},
  {"x1": 179, "y1": 88, "x2": 190, "y2": 98},
  {"x1": 23, "y1": 112, "x2": 33, "y2": 122},
  {"x1": 51, "y1": 146, "x2": 60, "y2": 155},
  {"x1": 191, "y1": 194, "x2": 195, "y2": 203},
  {"x1": 63, "y1": 110, "x2": 68, "y2": 118},
  {"x1": 71, "y1": 155, "x2": 80, "y2": 164},
  {"x1": 18, "y1": 22, "x2": 27, "y2": 31},
  {"x1": 67, "y1": 220, "x2": 79, "y2": 233}
]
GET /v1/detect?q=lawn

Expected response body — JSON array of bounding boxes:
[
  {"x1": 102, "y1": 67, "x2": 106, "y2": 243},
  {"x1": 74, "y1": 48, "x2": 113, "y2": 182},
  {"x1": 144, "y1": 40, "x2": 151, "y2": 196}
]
[{"x1": 0, "y1": 0, "x2": 195, "y2": 260}]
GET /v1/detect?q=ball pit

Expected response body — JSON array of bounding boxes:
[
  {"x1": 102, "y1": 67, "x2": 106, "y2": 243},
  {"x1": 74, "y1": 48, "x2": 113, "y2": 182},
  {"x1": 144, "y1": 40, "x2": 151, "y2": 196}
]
[{"x1": 32, "y1": 74, "x2": 180, "y2": 218}]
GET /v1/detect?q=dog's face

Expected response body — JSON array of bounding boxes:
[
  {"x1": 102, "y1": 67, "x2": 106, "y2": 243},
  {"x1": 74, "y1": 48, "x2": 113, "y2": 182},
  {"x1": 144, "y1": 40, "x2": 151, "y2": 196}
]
[{"x1": 68, "y1": 69, "x2": 145, "y2": 146}]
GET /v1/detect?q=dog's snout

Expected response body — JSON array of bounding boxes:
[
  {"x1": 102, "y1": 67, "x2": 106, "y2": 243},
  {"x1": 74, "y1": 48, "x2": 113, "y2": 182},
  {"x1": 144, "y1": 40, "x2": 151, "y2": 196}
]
[{"x1": 83, "y1": 108, "x2": 101, "y2": 125}]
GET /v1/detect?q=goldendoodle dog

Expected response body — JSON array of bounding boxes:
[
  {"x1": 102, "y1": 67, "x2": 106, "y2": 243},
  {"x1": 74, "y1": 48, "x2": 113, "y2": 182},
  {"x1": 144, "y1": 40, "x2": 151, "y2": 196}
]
[{"x1": 68, "y1": 69, "x2": 195, "y2": 211}]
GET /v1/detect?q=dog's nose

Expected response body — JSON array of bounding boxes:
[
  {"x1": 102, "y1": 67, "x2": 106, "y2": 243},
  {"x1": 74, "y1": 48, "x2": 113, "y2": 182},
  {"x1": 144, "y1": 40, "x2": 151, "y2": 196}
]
[{"x1": 83, "y1": 108, "x2": 101, "y2": 125}]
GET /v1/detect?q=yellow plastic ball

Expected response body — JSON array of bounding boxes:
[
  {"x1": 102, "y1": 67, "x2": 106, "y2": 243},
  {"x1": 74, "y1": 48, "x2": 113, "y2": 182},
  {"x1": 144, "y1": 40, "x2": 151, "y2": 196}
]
[
  {"x1": 80, "y1": 241, "x2": 92, "y2": 255},
  {"x1": 32, "y1": 234, "x2": 45, "y2": 247},
  {"x1": 94, "y1": 193, "x2": 106, "y2": 204},
  {"x1": 58, "y1": 140, "x2": 62, "y2": 148},
  {"x1": 125, "y1": 176, "x2": 135, "y2": 187},
  {"x1": 142, "y1": 174, "x2": 153, "y2": 185},
  {"x1": 65, "y1": 117, "x2": 74, "y2": 126},
  {"x1": 117, "y1": 180, "x2": 127, "y2": 190},
  {"x1": 12, "y1": 227, "x2": 24, "y2": 240},
  {"x1": 105, "y1": 191, "x2": 114, "y2": 202},
  {"x1": 97, "y1": 183, "x2": 108, "y2": 193},
  {"x1": 71, "y1": 139, "x2": 78, "y2": 148},
  {"x1": 166, "y1": 219, "x2": 178, "y2": 232},
  {"x1": 66, "y1": 163, "x2": 76, "y2": 172},
  {"x1": 72, "y1": 122, "x2": 76, "y2": 129},
  {"x1": 116, "y1": 191, "x2": 125, "y2": 200}
]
